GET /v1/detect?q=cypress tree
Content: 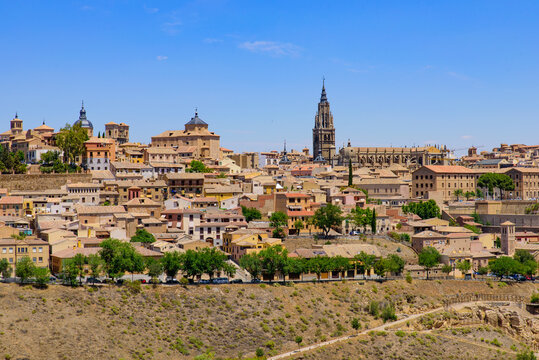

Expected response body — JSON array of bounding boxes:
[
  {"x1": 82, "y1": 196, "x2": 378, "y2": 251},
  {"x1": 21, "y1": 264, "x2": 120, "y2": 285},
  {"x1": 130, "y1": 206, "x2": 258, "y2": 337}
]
[
  {"x1": 348, "y1": 159, "x2": 353, "y2": 186},
  {"x1": 370, "y1": 208, "x2": 376, "y2": 234}
]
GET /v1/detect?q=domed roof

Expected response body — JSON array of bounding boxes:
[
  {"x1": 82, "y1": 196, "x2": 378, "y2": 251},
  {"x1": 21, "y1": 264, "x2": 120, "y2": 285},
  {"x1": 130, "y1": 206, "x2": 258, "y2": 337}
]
[
  {"x1": 185, "y1": 110, "x2": 207, "y2": 126},
  {"x1": 73, "y1": 101, "x2": 93, "y2": 129}
]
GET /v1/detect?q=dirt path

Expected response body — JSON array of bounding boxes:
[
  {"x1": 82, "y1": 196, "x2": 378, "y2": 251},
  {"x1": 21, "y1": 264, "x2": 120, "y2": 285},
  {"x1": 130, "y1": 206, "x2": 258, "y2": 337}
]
[
  {"x1": 268, "y1": 300, "x2": 537, "y2": 360},
  {"x1": 268, "y1": 306, "x2": 444, "y2": 360}
]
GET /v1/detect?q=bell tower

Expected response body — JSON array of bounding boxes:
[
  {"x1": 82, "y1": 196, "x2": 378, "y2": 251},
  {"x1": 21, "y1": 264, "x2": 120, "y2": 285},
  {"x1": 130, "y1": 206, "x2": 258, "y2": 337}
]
[{"x1": 312, "y1": 79, "x2": 335, "y2": 162}]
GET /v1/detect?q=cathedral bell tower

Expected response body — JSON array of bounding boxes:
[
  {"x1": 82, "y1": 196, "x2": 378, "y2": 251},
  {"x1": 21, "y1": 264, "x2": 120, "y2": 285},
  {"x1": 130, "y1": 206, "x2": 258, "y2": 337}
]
[{"x1": 312, "y1": 79, "x2": 336, "y2": 162}]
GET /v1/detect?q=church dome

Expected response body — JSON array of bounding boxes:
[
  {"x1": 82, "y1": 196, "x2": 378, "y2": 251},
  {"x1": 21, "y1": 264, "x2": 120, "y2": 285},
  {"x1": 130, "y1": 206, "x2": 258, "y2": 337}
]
[
  {"x1": 185, "y1": 110, "x2": 207, "y2": 126},
  {"x1": 73, "y1": 102, "x2": 93, "y2": 129}
]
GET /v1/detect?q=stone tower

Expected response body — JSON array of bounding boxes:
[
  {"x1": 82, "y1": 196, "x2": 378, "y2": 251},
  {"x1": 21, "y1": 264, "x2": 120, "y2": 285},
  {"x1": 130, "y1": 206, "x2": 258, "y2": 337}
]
[
  {"x1": 10, "y1": 113, "x2": 23, "y2": 135},
  {"x1": 312, "y1": 79, "x2": 335, "y2": 162},
  {"x1": 500, "y1": 221, "x2": 516, "y2": 256}
]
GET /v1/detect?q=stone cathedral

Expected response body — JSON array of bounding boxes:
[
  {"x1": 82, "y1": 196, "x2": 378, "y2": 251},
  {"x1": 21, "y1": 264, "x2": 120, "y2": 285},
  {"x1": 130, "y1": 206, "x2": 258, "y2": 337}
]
[{"x1": 312, "y1": 80, "x2": 336, "y2": 162}]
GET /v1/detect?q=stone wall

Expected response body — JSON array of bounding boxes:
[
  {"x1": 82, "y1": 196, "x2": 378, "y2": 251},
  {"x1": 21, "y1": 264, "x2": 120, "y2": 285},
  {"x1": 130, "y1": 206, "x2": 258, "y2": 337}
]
[{"x1": 0, "y1": 173, "x2": 92, "y2": 191}]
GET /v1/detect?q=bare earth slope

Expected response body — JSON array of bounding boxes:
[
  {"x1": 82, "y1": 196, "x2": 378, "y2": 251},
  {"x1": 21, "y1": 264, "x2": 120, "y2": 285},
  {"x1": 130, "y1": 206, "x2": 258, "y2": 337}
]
[{"x1": 0, "y1": 280, "x2": 535, "y2": 360}]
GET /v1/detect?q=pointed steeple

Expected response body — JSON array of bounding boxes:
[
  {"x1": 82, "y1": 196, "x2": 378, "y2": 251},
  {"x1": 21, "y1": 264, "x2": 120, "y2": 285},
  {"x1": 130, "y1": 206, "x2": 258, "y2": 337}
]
[
  {"x1": 79, "y1": 100, "x2": 87, "y2": 120},
  {"x1": 320, "y1": 77, "x2": 327, "y2": 103},
  {"x1": 280, "y1": 139, "x2": 291, "y2": 164}
]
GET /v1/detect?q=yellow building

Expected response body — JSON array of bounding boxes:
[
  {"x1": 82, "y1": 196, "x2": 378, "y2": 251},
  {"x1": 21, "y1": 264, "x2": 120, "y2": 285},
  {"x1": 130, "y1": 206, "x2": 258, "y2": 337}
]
[
  {"x1": 222, "y1": 229, "x2": 282, "y2": 262},
  {"x1": 203, "y1": 185, "x2": 243, "y2": 207},
  {"x1": 0, "y1": 238, "x2": 50, "y2": 277}
]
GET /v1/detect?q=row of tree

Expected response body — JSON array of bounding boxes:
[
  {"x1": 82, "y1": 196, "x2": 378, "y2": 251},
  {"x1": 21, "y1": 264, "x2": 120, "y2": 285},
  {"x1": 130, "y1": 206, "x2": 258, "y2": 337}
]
[
  {"x1": 58, "y1": 239, "x2": 236, "y2": 285},
  {"x1": 39, "y1": 150, "x2": 80, "y2": 173},
  {"x1": 0, "y1": 257, "x2": 50, "y2": 285},
  {"x1": 418, "y1": 246, "x2": 538, "y2": 279},
  {"x1": 402, "y1": 200, "x2": 441, "y2": 219},
  {"x1": 239, "y1": 245, "x2": 405, "y2": 280}
]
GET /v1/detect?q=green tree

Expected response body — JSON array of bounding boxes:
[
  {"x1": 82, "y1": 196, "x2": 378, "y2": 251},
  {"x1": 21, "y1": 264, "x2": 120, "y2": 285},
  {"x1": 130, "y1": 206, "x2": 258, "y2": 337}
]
[
  {"x1": 15, "y1": 257, "x2": 36, "y2": 283},
  {"x1": 55, "y1": 123, "x2": 89, "y2": 164},
  {"x1": 182, "y1": 249, "x2": 203, "y2": 280},
  {"x1": 62, "y1": 259, "x2": 79, "y2": 286},
  {"x1": 87, "y1": 253, "x2": 103, "y2": 284},
  {"x1": 456, "y1": 260, "x2": 471, "y2": 275},
  {"x1": 441, "y1": 264, "x2": 453, "y2": 277},
  {"x1": 385, "y1": 254, "x2": 405, "y2": 276},
  {"x1": 370, "y1": 208, "x2": 377, "y2": 234},
  {"x1": 354, "y1": 251, "x2": 377, "y2": 277},
  {"x1": 241, "y1": 206, "x2": 262, "y2": 223},
  {"x1": 349, "y1": 207, "x2": 372, "y2": 233},
  {"x1": 0, "y1": 259, "x2": 11, "y2": 279},
  {"x1": 477, "y1": 173, "x2": 515, "y2": 199},
  {"x1": 130, "y1": 228, "x2": 156, "y2": 243},
  {"x1": 308, "y1": 256, "x2": 331, "y2": 280},
  {"x1": 197, "y1": 247, "x2": 228, "y2": 280},
  {"x1": 284, "y1": 257, "x2": 307, "y2": 280},
  {"x1": 34, "y1": 267, "x2": 50, "y2": 287},
  {"x1": 72, "y1": 253, "x2": 87, "y2": 285},
  {"x1": 513, "y1": 250, "x2": 538, "y2": 276},
  {"x1": 453, "y1": 189, "x2": 464, "y2": 201},
  {"x1": 464, "y1": 191, "x2": 475, "y2": 200},
  {"x1": 373, "y1": 259, "x2": 387, "y2": 278},
  {"x1": 258, "y1": 245, "x2": 288, "y2": 281},
  {"x1": 348, "y1": 159, "x2": 353, "y2": 186},
  {"x1": 126, "y1": 251, "x2": 145, "y2": 281},
  {"x1": 488, "y1": 256, "x2": 518, "y2": 280},
  {"x1": 99, "y1": 238, "x2": 137, "y2": 280},
  {"x1": 402, "y1": 200, "x2": 441, "y2": 219},
  {"x1": 294, "y1": 336, "x2": 303, "y2": 348},
  {"x1": 293, "y1": 219, "x2": 304, "y2": 233},
  {"x1": 161, "y1": 251, "x2": 183, "y2": 280},
  {"x1": 312, "y1": 203, "x2": 343, "y2": 237},
  {"x1": 269, "y1": 211, "x2": 288, "y2": 238},
  {"x1": 418, "y1": 247, "x2": 441, "y2": 280},
  {"x1": 185, "y1": 160, "x2": 212, "y2": 173},
  {"x1": 146, "y1": 258, "x2": 163, "y2": 280},
  {"x1": 239, "y1": 253, "x2": 262, "y2": 280}
]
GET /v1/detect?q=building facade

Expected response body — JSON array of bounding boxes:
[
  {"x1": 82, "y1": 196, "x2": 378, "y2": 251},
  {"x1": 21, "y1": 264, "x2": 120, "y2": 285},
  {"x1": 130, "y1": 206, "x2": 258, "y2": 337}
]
[
  {"x1": 312, "y1": 80, "x2": 336, "y2": 162},
  {"x1": 104, "y1": 122, "x2": 129, "y2": 144},
  {"x1": 150, "y1": 111, "x2": 220, "y2": 160}
]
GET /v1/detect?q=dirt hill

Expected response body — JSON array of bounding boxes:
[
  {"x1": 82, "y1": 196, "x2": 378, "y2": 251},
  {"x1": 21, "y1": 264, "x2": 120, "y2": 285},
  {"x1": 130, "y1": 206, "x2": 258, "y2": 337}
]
[{"x1": 0, "y1": 280, "x2": 535, "y2": 360}]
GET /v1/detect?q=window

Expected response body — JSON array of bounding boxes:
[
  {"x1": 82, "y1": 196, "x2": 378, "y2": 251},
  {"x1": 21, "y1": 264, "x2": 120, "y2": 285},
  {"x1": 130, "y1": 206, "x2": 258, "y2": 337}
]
[
  {"x1": 9, "y1": 258, "x2": 12, "y2": 263},
  {"x1": 1, "y1": 248, "x2": 5, "y2": 254},
  {"x1": 8, "y1": 248, "x2": 12, "y2": 254},
  {"x1": 38, "y1": 247, "x2": 42, "y2": 253},
  {"x1": 32, "y1": 247, "x2": 36, "y2": 253},
  {"x1": 32, "y1": 257, "x2": 36, "y2": 262}
]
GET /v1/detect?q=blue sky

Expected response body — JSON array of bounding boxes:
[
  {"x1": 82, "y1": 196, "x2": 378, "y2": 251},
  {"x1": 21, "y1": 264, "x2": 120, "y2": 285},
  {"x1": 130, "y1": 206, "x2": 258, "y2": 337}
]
[{"x1": 1, "y1": 1, "x2": 539, "y2": 154}]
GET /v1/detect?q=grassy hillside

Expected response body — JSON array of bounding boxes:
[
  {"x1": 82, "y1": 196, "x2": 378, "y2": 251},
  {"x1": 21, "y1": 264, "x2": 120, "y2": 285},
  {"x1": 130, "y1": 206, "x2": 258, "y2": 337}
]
[{"x1": 0, "y1": 280, "x2": 535, "y2": 360}]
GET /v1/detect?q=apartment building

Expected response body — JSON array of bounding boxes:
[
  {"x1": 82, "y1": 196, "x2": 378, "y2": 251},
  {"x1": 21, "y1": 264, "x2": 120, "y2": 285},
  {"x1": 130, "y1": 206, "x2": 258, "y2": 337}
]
[
  {"x1": 412, "y1": 165, "x2": 477, "y2": 202},
  {"x1": 0, "y1": 238, "x2": 49, "y2": 276}
]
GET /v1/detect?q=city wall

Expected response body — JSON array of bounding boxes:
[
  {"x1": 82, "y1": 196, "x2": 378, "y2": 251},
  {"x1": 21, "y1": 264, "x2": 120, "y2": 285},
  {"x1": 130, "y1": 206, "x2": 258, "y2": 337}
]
[{"x1": 0, "y1": 173, "x2": 92, "y2": 191}]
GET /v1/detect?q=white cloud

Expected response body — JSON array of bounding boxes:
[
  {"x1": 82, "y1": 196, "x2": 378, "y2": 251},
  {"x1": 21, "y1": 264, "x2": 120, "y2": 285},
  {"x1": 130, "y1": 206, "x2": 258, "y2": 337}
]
[
  {"x1": 156, "y1": 55, "x2": 168, "y2": 61},
  {"x1": 238, "y1": 41, "x2": 301, "y2": 57},
  {"x1": 461, "y1": 135, "x2": 473, "y2": 140},
  {"x1": 162, "y1": 20, "x2": 182, "y2": 35}
]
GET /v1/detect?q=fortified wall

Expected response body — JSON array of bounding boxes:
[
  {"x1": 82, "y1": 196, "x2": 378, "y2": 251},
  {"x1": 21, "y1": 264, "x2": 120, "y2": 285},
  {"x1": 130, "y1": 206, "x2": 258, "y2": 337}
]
[{"x1": 0, "y1": 173, "x2": 92, "y2": 191}]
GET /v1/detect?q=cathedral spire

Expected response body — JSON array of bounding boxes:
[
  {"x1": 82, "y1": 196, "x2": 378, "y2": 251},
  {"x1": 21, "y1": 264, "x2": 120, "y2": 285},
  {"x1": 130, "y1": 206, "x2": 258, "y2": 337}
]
[{"x1": 320, "y1": 77, "x2": 327, "y2": 103}]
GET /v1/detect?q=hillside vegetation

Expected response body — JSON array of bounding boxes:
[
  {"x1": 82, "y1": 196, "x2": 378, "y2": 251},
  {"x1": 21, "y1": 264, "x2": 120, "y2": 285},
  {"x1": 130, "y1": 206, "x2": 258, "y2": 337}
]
[{"x1": 0, "y1": 280, "x2": 535, "y2": 360}]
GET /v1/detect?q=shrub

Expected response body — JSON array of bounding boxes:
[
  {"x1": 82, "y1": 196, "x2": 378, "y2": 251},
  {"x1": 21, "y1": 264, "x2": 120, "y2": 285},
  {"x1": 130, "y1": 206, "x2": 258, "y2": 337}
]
[
  {"x1": 264, "y1": 340, "x2": 275, "y2": 350},
  {"x1": 531, "y1": 292, "x2": 539, "y2": 304},
  {"x1": 125, "y1": 280, "x2": 142, "y2": 294},
  {"x1": 380, "y1": 303, "x2": 397, "y2": 322},
  {"x1": 395, "y1": 330, "x2": 406, "y2": 337},
  {"x1": 516, "y1": 350, "x2": 537, "y2": 360},
  {"x1": 490, "y1": 338, "x2": 501, "y2": 347},
  {"x1": 351, "y1": 318, "x2": 361, "y2": 330},
  {"x1": 405, "y1": 272, "x2": 412, "y2": 284},
  {"x1": 255, "y1": 348, "x2": 264, "y2": 357},
  {"x1": 368, "y1": 300, "x2": 379, "y2": 317}
]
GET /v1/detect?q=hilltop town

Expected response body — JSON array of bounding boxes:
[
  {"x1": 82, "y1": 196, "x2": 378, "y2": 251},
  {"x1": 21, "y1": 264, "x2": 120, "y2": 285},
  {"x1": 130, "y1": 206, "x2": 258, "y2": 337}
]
[{"x1": 0, "y1": 84, "x2": 538, "y2": 360}]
